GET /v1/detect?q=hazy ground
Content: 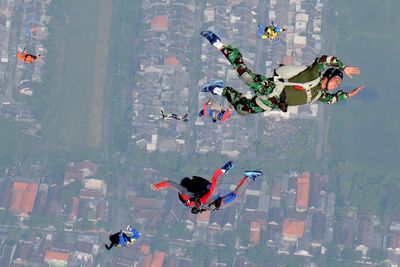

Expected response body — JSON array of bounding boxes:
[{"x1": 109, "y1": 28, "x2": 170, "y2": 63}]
[
  {"x1": 327, "y1": 0, "x2": 400, "y2": 174},
  {"x1": 45, "y1": 0, "x2": 102, "y2": 148},
  {"x1": 88, "y1": 0, "x2": 112, "y2": 148}
]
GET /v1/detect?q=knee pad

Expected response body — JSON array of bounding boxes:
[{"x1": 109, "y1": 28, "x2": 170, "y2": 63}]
[{"x1": 238, "y1": 71, "x2": 253, "y2": 85}]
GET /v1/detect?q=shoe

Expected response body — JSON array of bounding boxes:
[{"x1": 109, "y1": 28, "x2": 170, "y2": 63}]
[
  {"x1": 213, "y1": 80, "x2": 224, "y2": 88},
  {"x1": 200, "y1": 31, "x2": 221, "y2": 46},
  {"x1": 221, "y1": 161, "x2": 234, "y2": 173},
  {"x1": 132, "y1": 229, "x2": 140, "y2": 240},
  {"x1": 244, "y1": 171, "x2": 263, "y2": 181},
  {"x1": 126, "y1": 224, "x2": 131, "y2": 231},
  {"x1": 201, "y1": 80, "x2": 224, "y2": 95}
]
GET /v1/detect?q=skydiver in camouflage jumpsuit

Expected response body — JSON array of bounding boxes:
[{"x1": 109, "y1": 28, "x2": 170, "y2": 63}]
[{"x1": 200, "y1": 31, "x2": 364, "y2": 116}]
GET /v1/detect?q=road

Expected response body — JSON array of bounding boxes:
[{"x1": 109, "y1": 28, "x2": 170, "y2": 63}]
[{"x1": 2, "y1": 6, "x2": 22, "y2": 103}]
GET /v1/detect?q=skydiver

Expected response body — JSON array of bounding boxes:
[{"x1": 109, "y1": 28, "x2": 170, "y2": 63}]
[
  {"x1": 16, "y1": 48, "x2": 41, "y2": 64},
  {"x1": 258, "y1": 21, "x2": 286, "y2": 40},
  {"x1": 151, "y1": 162, "x2": 263, "y2": 213},
  {"x1": 104, "y1": 224, "x2": 140, "y2": 250},
  {"x1": 151, "y1": 161, "x2": 234, "y2": 214},
  {"x1": 200, "y1": 31, "x2": 364, "y2": 116},
  {"x1": 160, "y1": 109, "x2": 189, "y2": 122},
  {"x1": 198, "y1": 96, "x2": 232, "y2": 123}
]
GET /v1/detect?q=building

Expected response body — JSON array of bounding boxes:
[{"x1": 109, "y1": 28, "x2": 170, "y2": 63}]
[
  {"x1": 282, "y1": 218, "x2": 306, "y2": 241},
  {"x1": 197, "y1": 210, "x2": 211, "y2": 227},
  {"x1": 151, "y1": 15, "x2": 168, "y2": 32},
  {"x1": 249, "y1": 221, "x2": 261, "y2": 247},
  {"x1": 9, "y1": 181, "x2": 39, "y2": 216},
  {"x1": 44, "y1": 250, "x2": 69, "y2": 267},
  {"x1": 67, "y1": 196, "x2": 79, "y2": 224},
  {"x1": 296, "y1": 171, "x2": 310, "y2": 212},
  {"x1": 150, "y1": 250, "x2": 166, "y2": 267}
]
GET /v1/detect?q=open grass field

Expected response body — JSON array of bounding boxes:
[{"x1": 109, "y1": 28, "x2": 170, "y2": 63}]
[
  {"x1": 44, "y1": 0, "x2": 110, "y2": 149},
  {"x1": 327, "y1": 0, "x2": 400, "y2": 174},
  {"x1": 88, "y1": 0, "x2": 112, "y2": 148}
]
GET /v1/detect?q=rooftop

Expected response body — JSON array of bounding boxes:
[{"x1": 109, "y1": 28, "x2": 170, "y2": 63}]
[
  {"x1": 44, "y1": 250, "x2": 69, "y2": 262},
  {"x1": 296, "y1": 171, "x2": 310, "y2": 210},
  {"x1": 10, "y1": 181, "x2": 39, "y2": 215},
  {"x1": 282, "y1": 219, "x2": 306, "y2": 239}
]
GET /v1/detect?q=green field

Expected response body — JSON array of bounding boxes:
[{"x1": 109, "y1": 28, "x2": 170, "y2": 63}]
[
  {"x1": 43, "y1": 0, "x2": 101, "y2": 147},
  {"x1": 327, "y1": 0, "x2": 400, "y2": 174}
]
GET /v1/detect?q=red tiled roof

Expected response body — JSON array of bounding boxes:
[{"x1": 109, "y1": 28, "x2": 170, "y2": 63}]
[
  {"x1": 141, "y1": 244, "x2": 150, "y2": 255},
  {"x1": 249, "y1": 221, "x2": 261, "y2": 246},
  {"x1": 164, "y1": 56, "x2": 180, "y2": 65},
  {"x1": 141, "y1": 254, "x2": 152, "y2": 267},
  {"x1": 282, "y1": 219, "x2": 305, "y2": 238},
  {"x1": 67, "y1": 196, "x2": 80, "y2": 223},
  {"x1": 10, "y1": 182, "x2": 38, "y2": 215},
  {"x1": 283, "y1": 55, "x2": 293, "y2": 65},
  {"x1": 151, "y1": 16, "x2": 168, "y2": 32},
  {"x1": 44, "y1": 250, "x2": 69, "y2": 262},
  {"x1": 151, "y1": 250, "x2": 165, "y2": 267},
  {"x1": 196, "y1": 210, "x2": 210, "y2": 225},
  {"x1": 64, "y1": 171, "x2": 84, "y2": 181},
  {"x1": 71, "y1": 197, "x2": 79, "y2": 215},
  {"x1": 296, "y1": 171, "x2": 310, "y2": 209}
]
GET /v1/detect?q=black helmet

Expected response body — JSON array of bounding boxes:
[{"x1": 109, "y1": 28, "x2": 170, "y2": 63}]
[
  {"x1": 180, "y1": 177, "x2": 191, "y2": 187},
  {"x1": 323, "y1": 68, "x2": 343, "y2": 81}
]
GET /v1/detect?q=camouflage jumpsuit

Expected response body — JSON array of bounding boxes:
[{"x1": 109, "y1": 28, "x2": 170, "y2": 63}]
[
  {"x1": 219, "y1": 45, "x2": 281, "y2": 116},
  {"x1": 220, "y1": 46, "x2": 350, "y2": 114}
]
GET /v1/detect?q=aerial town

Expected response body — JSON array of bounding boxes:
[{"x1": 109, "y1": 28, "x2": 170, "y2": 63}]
[{"x1": 0, "y1": 0, "x2": 397, "y2": 266}]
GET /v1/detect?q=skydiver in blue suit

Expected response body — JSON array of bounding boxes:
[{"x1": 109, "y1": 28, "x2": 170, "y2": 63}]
[{"x1": 105, "y1": 224, "x2": 140, "y2": 250}]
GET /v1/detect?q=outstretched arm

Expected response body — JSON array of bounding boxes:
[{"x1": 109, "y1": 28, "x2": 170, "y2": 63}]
[
  {"x1": 319, "y1": 90, "x2": 348, "y2": 104},
  {"x1": 319, "y1": 85, "x2": 365, "y2": 104},
  {"x1": 104, "y1": 243, "x2": 113, "y2": 250},
  {"x1": 151, "y1": 180, "x2": 192, "y2": 196}
]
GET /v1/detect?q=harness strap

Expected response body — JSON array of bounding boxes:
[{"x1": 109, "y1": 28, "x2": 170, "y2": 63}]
[{"x1": 255, "y1": 96, "x2": 274, "y2": 111}]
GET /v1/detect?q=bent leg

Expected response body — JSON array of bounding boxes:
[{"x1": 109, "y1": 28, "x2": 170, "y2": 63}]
[
  {"x1": 222, "y1": 87, "x2": 265, "y2": 116},
  {"x1": 219, "y1": 176, "x2": 250, "y2": 209},
  {"x1": 220, "y1": 45, "x2": 258, "y2": 85},
  {"x1": 220, "y1": 45, "x2": 276, "y2": 97}
]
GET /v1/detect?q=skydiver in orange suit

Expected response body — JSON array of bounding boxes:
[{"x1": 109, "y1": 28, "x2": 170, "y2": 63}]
[{"x1": 16, "y1": 48, "x2": 41, "y2": 64}]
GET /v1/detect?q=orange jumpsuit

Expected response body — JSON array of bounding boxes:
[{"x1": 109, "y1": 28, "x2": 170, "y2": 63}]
[{"x1": 17, "y1": 50, "x2": 40, "y2": 63}]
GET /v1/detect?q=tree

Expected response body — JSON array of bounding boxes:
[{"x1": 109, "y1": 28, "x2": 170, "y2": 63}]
[
  {"x1": 0, "y1": 210, "x2": 17, "y2": 225},
  {"x1": 151, "y1": 236, "x2": 168, "y2": 252},
  {"x1": 76, "y1": 218, "x2": 94, "y2": 231},
  {"x1": 367, "y1": 248, "x2": 387, "y2": 264},
  {"x1": 8, "y1": 227, "x2": 23, "y2": 242},
  {"x1": 341, "y1": 247, "x2": 356, "y2": 261},
  {"x1": 247, "y1": 245, "x2": 278, "y2": 266},
  {"x1": 58, "y1": 181, "x2": 81, "y2": 204}
]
